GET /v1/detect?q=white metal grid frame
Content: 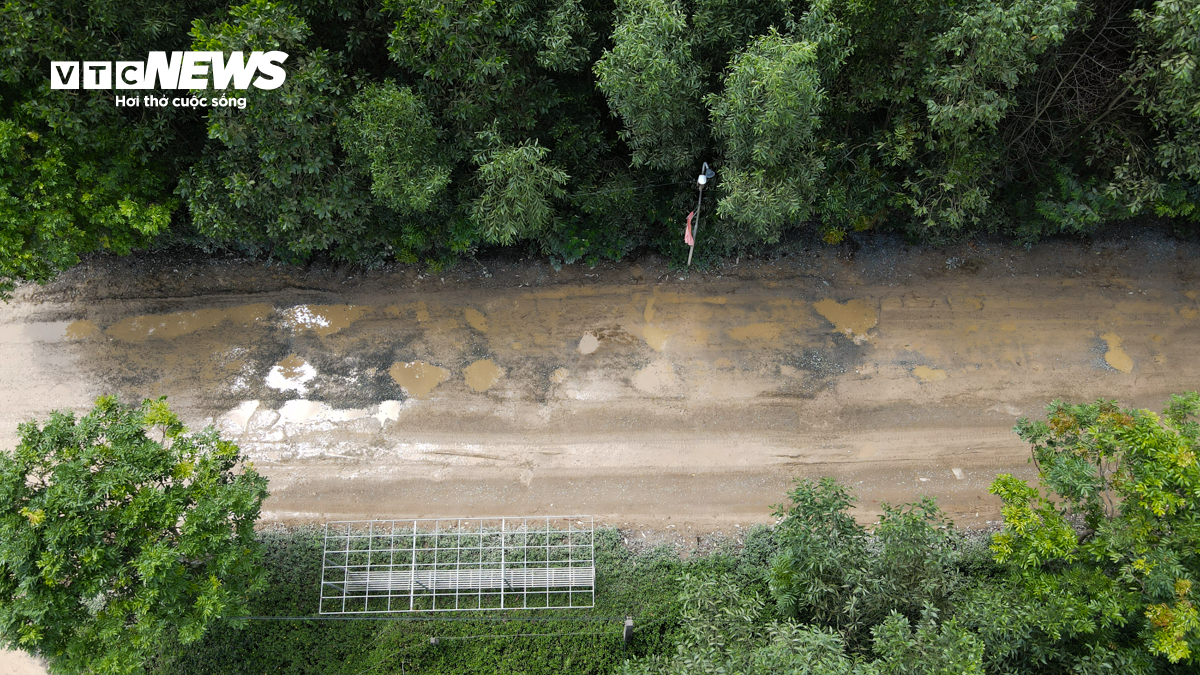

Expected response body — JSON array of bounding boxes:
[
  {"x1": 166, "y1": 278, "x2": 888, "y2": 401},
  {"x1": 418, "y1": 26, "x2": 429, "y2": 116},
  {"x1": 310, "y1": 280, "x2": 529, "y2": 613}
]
[{"x1": 320, "y1": 516, "x2": 595, "y2": 613}]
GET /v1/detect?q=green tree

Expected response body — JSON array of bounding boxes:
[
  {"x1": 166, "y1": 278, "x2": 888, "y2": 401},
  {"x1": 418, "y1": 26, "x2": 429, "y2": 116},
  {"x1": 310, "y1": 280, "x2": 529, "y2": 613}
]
[
  {"x1": 870, "y1": 607, "x2": 984, "y2": 675},
  {"x1": 707, "y1": 28, "x2": 828, "y2": 242},
  {"x1": 622, "y1": 572, "x2": 876, "y2": 675},
  {"x1": 594, "y1": 0, "x2": 706, "y2": 172},
  {"x1": 181, "y1": 0, "x2": 375, "y2": 263},
  {"x1": 471, "y1": 134, "x2": 569, "y2": 245},
  {"x1": 0, "y1": 0, "x2": 209, "y2": 298},
  {"x1": 1122, "y1": 0, "x2": 1200, "y2": 220},
  {"x1": 339, "y1": 82, "x2": 452, "y2": 214},
  {"x1": 0, "y1": 122, "x2": 172, "y2": 299},
  {"x1": 0, "y1": 396, "x2": 269, "y2": 674},
  {"x1": 623, "y1": 564, "x2": 981, "y2": 674},
  {"x1": 380, "y1": 0, "x2": 633, "y2": 263},
  {"x1": 972, "y1": 393, "x2": 1200, "y2": 670},
  {"x1": 769, "y1": 478, "x2": 960, "y2": 645}
]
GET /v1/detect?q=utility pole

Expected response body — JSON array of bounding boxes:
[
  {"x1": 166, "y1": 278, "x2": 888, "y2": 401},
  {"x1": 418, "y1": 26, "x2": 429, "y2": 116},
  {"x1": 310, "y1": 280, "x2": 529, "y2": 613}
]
[{"x1": 687, "y1": 163, "x2": 716, "y2": 267}]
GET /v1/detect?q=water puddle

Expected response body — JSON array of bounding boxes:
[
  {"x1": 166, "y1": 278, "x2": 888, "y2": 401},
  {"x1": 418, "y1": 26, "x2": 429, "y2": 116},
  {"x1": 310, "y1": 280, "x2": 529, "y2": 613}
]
[
  {"x1": 282, "y1": 304, "x2": 368, "y2": 336},
  {"x1": 463, "y1": 308, "x2": 489, "y2": 333},
  {"x1": 1100, "y1": 333, "x2": 1133, "y2": 373},
  {"x1": 390, "y1": 361, "x2": 450, "y2": 398},
  {"x1": 813, "y1": 298, "x2": 876, "y2": 343},
  {"x1": 727, "y1": 322, "x2": 783, "y2": 342},
  {"x1": 463, "y1": 359, "x2": 503, "y2": 392},
  {"x1": 106, "y1": 304, "x2": 270, "y2": 342},
  {"x1": 913, "y1": 366, "x2": 947, "y2": 383},
  {"x1": 644, "y1": 297, "x2": 657, "y2": 322},
  {"x1": 375, "y1": 401, "x2": 403, "y2": 425},
  {"x1": 578, "y1": 333, "x2": 599, "y2": 355},
  {"x1": 266, "y1": 355, "x2": 317, "y2": 394},
  {"x1": 223, "y1": 400, "x2": 260, "y2": 433},
  {"x1": 276, "y1": 400, "x2": 330, "y2": 425},
  {"x1": 0, "y1": 321, "x2": 72, "y2": 343},
  {"x1": 64, "y1": 320, "x2": 97, "y2": 340},
  {"x1": 642, "y1": 326, "x2": 673, "y2": 351}
]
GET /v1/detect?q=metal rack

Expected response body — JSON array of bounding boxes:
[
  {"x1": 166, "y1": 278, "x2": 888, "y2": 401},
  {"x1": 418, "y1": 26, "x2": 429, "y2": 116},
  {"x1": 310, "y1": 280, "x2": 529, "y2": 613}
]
[{"x1": 320, "y1": 516, "x2": 595, "y2": 613}]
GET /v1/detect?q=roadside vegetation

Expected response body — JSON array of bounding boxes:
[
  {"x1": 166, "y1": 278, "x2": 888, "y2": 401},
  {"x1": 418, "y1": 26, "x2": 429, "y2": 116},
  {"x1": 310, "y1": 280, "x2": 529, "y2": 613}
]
[
  {"x1": 2, "y1": 0, "x2": 1199, "y2": 295},
  {"x1": 0, "y1": 397, "x2": 268, "y2": 675},
  {"x1": 0, "y1": 392, "x2": 1197, "y2": 673}
]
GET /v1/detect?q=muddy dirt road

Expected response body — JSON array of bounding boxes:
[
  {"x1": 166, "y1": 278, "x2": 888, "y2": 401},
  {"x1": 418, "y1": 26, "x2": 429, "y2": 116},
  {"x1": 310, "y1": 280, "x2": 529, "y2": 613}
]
[{"x1": 2, "y1": 233, "x2": 1197, "y2": 533}]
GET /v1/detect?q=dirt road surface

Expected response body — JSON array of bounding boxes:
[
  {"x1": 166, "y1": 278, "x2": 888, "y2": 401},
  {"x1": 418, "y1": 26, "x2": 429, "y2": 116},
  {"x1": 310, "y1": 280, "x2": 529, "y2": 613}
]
[{"x1": 2, "y1": 233, "x2": 1198, "y2": 537}]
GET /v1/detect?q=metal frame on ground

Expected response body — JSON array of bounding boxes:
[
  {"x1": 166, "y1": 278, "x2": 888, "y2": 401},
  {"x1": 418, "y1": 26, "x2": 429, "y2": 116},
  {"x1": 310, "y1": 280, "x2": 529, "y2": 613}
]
[{"x1": 320, "y1": 516, "x2": 595, "y2": 613}]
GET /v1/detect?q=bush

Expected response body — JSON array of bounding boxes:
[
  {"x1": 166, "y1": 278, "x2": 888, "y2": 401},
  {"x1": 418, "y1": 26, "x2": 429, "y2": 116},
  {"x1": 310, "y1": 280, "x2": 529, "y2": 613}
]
[
  {"x1": 768, "y1": 479, "x2": 961, "y2": 647},
  {"x1": 156, "y1": 528, "x2": 694, "y2": 674}
]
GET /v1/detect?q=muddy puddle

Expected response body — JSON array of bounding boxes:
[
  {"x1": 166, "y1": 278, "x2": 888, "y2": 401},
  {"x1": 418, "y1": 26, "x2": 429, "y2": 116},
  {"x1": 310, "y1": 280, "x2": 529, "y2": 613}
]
[
  {"x1": 106, "y1": 304, "x2": 271, "y2": 341},
  {"x1": 1100, "y1": 333, "x2": 1134, "y2": 373},
  {"x1": 282, "y1": 304, "x2": 369, "y2": 336},
  {"x1": 813, "y1": 298, "x2": 877, "y2": 343},
  {"x1": 390, "y1": 361, "x2": 450, "y2": 398},
  {"x1": 0, "y1": 321, "x2": 73, "y2": 343},
  {"x1": 463, "y1": 359, "x2": 503, "y2": 392},
  {"x1": 266, "y1": 355, "x2": 317, "y2": 394}
]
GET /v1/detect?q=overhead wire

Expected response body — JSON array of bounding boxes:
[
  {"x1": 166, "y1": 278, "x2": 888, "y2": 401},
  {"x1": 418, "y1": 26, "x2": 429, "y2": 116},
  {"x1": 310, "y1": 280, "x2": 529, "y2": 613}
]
[
  {"x1": 570, "y1": 180, "x2": 693, "y2": 198},
  {"x1": 244, "y1": 614, "x2": 637, "y2": 622},
  {"x1": 430, "y1": 630, "x2": 616, "y2": 641}
]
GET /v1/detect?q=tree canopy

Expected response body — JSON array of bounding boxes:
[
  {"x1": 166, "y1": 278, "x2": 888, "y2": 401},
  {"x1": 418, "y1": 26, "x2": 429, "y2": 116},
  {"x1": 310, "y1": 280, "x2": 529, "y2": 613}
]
[
  {"x1": 0, "y1": 396, "x2": 269, "y2": 674},
  {"x1": 1, "y1": 0, "x2": 1197, "y2": 290},
  {"x1": 980, "y1": 392, "x2": 1200, "y2": 667}
]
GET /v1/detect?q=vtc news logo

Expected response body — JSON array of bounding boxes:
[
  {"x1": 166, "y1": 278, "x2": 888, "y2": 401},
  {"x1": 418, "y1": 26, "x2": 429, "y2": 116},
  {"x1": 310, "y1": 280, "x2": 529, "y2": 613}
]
[{"x1": 51, "y1": 51, "x2": 288, "y2": 90}]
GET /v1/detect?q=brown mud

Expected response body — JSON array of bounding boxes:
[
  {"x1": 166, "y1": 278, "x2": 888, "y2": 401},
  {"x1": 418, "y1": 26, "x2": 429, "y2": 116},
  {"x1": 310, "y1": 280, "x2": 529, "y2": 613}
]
[{"x1": 1, "y1": 233, "x2": 1198, "y2": 533}]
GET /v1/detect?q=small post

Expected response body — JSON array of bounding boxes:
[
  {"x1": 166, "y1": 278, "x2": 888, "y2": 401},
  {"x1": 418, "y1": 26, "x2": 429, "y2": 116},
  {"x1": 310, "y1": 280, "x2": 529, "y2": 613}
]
[
  {"x1": 687, "y1": 163, "x2": 716, "y2": 268},
  {"x1": 687, "y1": 184, "x2": 703, "y2": 267},
  {"x1": 623, "y1": 616, "x2": 634, "y2": 644},
  {"x1": 429, "y1": 636, "x2": 439, "y2": 646}
]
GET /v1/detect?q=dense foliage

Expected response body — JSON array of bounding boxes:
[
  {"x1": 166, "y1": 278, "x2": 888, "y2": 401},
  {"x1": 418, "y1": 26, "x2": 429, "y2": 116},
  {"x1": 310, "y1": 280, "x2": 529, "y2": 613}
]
[
  {"x1": 626, "y1": 393, "x2": 1200, "y2": 675},
  {"x1": 975, "y1": 392, "x2": 1200, "y2": 671},
  {"x1": 155, "y1": 526, "x2": 725, "y2": 674},
  {"x1": 0, "y1": 391, "x2": 1178, "y2": 674},
  {"x1": 0, "y1": 396, "x2": 269, "y2": 675},
  {"x1": 0, "y1": 0, "x2": 1197, "y2": 291}
]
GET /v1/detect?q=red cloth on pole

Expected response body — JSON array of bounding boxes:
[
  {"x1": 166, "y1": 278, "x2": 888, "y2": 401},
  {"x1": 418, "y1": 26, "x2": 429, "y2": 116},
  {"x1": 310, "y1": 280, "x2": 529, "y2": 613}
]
[{"x1": 684, "y1": 211, "x2": 695, "y2": 246}]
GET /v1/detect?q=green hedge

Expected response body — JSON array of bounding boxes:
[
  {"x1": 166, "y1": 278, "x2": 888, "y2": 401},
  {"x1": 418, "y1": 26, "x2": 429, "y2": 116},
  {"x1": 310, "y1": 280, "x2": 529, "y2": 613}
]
[{"x1": 152, "y1": 527, "x2": 778, "y2": 674}]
